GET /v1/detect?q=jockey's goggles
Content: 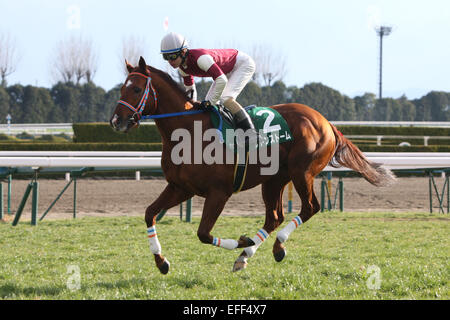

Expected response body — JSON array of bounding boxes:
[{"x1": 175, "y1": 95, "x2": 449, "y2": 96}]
[{"x1": 163, "y1": 51, "x2": 181, "y2": 61}]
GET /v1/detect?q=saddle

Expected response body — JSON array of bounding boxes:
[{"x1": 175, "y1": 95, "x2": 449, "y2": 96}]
[
  {"x1": 207, "y1": 104, "x2": 252, "y2": 193},
  {"x1": 206, "y1": 104, "x2": 293, "y2": 193}
]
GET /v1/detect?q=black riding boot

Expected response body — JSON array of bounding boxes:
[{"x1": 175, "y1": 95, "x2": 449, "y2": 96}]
[{"x1": 233, "y1": 109, "x2": 259, "y2": 148}]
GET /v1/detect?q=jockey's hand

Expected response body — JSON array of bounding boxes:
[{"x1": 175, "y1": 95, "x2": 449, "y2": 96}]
[
  {"x1": 186, "y1": 89, "x2": 195, "y2": 100},
  {"x1": 198, "y1": 100, "x2": 212, "y2": 110}
]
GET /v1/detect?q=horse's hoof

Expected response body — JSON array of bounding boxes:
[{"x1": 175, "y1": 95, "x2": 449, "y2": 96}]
[
  {"x1": 238, "y1": 235, "x2": 255, "y2": 248},
  {"x1": 232, "y1": 257, "x2": 248, "y2": 272},
  {"x1": 158, "y1": 259, "x2": 170, "y2": 274},
  {"x1": 273, "y1": 249, "x2": 286, "y2": 262}
]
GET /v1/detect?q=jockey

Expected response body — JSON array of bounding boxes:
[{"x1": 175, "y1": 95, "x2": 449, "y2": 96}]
[{"x1": 160, "y1": 32, "x2": 257, "y2": 135}]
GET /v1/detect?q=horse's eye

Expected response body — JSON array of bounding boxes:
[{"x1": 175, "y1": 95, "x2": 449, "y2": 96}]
[{"x1": 134, "y1": 87, "x2": 142, "y2": 94}]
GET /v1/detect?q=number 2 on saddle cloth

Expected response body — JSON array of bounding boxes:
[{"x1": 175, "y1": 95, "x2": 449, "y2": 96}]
[{"x1": 208, "y1": 105, "x2": 293, "y2": 193}]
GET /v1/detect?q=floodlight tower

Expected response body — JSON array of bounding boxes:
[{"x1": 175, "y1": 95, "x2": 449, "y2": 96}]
[{"x1": 375, "y1": 26, "x2": 392, "y2": 99}]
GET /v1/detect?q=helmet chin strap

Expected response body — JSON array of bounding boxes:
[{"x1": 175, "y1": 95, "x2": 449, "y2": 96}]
[{"x1": 180, "y1": 49, "x2": 188, "y2": 66}]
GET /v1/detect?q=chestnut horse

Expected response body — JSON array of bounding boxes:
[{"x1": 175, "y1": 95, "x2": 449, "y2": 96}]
[{"x1": 110, "y1": 57, "x2": 395, "y2": 274}]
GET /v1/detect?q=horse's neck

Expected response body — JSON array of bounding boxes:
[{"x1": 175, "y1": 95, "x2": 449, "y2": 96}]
[{"x1": 151, "y1": 79, "x2": 193, "y2": 144}]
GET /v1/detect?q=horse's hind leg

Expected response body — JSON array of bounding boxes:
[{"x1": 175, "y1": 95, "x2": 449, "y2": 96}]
[
  {"x1": 273, "y1": 170, "x2": 320, "y2": 262},
  {"x1": 145, "y1": 183, "x2": 193, "y2": 274},
  {"x1": 233, "y1": 176, "x2": 289, "y2": 272}
]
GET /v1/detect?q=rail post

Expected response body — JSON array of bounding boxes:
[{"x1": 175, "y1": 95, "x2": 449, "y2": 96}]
[
  {"x1": 327, "y1": 172, "x2": 332, "y2": 210},
  {"x1": 287, "y1": 181, "x2": 293, "y2": 213},
  {"x1": 8, "y1": 174, "x2": 12, "y2": 214},
  {"x1": 186, "y1": 198, "x2": 192, "y2": 222},
  {"x1": 31, "y1": 174, "x2": 39, "y2": 226},
  {"x1": 73, "y1": 177, "x2": 77, "y2": 219},
  {"x1": 12, "y1": 182, "x2": 33, "y2": 226},
  {"x1": 0, "y1": 182, "x2": 3, "y2": 220},
  {"x1": 39, "y1": 179, "x2": 73, "y2": 221},
  {"x1": 156, "y1": 209, "x2": 167, "y2": 222},
  {"x1": 429, "y1": 171, "x2": 433, "y2": 213},
  {"x1": 320, "y1": 175, "x2": 326, "y2": 212},
  {"x1": 156, "y1": 200, "x2": 192, "y2": 222},
  {"x1": 71, "y1": 167, "x2": 92, "y2": 219},
  {"x1": 445, "y1": 173, "x2": 450, "y2": 213}
]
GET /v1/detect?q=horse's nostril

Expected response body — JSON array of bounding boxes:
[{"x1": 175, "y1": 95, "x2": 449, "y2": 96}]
[{"x1": 110, "y1": 114, "x2": 121, "y2": 129}]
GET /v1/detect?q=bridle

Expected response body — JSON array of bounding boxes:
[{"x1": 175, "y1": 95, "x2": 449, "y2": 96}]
[
  {"x1": 117, "y1": 72, "x2": 158, "y2": 123},
  {"x1": 115, "y1": 70, "x2": 207, "y2": 128}
]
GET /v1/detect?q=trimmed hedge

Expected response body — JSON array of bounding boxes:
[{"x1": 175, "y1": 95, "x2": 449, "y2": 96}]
[
  {"x1": 73, "y1": 122, "x2": 161, "y2": 143},
  {"x1": 2, "y1": 123, "x2": 449, "y2": 152},
  {"x1": 1, "y1": 142, "x2": 450, "y2": 152},
  {"x1": 336, "y1": 125, "x2": 450, "y2": 136},
  {"x1": 72, "y1": 123, "x2": 450, "y2": 144},
  {"x1": 0, "y1": 142, "x2": 162, "y2": 151}
]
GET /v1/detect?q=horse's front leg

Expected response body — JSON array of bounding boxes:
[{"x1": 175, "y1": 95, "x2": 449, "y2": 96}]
[
  {"x1": 197, "y1": 190, "x2": 255, "y2": 252},
  {"x1": 145, "y1": 183, "x2": 193, "y2": 274}
]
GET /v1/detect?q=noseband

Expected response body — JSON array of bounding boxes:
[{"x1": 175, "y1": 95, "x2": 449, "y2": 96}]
[{"x1": 117, "y1": 72, "x2": 158, "y2": 122}]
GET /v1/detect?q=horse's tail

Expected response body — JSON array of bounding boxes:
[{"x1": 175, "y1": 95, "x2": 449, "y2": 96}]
[{"x1": 329, "y1": 124, "x2": 396, "y2": 187}]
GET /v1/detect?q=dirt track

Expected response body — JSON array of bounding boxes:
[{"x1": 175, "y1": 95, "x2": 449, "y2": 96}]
[{"x1": 2, "y1": 175, "x2": 446, "y2": 222}]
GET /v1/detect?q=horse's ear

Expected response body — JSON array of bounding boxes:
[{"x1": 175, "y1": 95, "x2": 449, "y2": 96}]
[
  {"x1": 138, "y1": 56, "x2": 149, "y2": 75},
  {"x1": 125, "y1": 59, "x2": 134, "y2": 73}
]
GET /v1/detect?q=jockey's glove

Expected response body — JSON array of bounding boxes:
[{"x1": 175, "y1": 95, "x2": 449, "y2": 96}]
[{"x1": 199, "y1": 100, "x2": 212, "y2": 110}]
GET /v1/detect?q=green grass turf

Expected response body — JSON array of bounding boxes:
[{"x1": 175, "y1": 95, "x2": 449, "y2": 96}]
[{"x1": 0, "y1": 211, "x2": 448, "y2": 300}]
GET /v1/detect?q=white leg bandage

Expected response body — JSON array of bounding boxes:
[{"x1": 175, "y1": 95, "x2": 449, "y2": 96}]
[
  {"x1": 244, "y1": 228, "x2": 269, "y2": 258},
  {"x1": 212, "y1": 237, "x2": 238, "y2": 250},
  {"x1": 147, "y1": 226, "x2": 162, "y2": 255},
  {"x1": 277, "y1": 216, "x2": 302, "y2": 243}
]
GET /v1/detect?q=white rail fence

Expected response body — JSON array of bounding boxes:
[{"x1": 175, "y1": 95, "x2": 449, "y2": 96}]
[
  {"x1": 0, "y1": 123, "x2": 74, "y2": 136},
  {"x1": 1, "y1": 121, "x2": 449, "y2": 137},
  {"x1": 1, "y1": 152, "x2": 448, "y2": 223},
  {"x1": 0, "y1": 152, "x2": 449, "y2": 171},
  {"x1": 346, "y1": 135, "x2": 450, "y2": 146}
]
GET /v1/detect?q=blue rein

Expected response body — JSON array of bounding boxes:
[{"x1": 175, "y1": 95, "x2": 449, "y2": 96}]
[
  {"x1": 142, "y1": 106, "x2": 224, "y2": 142},
  {"x1": 141, "y1": 109, "x2": 205, "y2": 119}
]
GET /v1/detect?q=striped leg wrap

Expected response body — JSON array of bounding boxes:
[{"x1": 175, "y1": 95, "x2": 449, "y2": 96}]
[
  {"x1": 277, "y1": 216, "x2": 302, "y2": 243},
  {"x1": 244, "y1": 228, "x2": 269, "y2": 258},
  {"x1": 147, "y1": 226, "x2": 162, "y2": 254},
  {"x1": 212, "y1": 237, "x2": 238, "y2": 250}
]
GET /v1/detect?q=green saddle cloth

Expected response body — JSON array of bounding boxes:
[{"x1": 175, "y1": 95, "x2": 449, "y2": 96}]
[{"x1": 209, "y1": 105, "x2": 293, "y2": 151}]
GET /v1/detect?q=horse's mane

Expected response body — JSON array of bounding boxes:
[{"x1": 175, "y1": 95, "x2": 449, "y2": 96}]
[{"x1": 147, "y1": 66, "x2": 191, "y2": 101}]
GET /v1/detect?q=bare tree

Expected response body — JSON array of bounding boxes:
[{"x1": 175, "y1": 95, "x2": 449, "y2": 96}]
[
  {"x1": 250, "y1": 44, "x2": 287, "y2": 86},
  {"x1": 118, "y1": 35, "x2": 148, "y2": 77},
  {"x1": 77, "y1": 37, "x2": 97, "y2": 83},
  {"x1": 51, "y1": 35, "x2": 98, "y2": 84},
  {"x1": 0, "y1": 32, "x2": 21, "y2": 87}
]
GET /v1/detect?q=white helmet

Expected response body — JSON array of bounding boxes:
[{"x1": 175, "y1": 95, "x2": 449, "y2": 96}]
[{"x1": 160, "y1": 32, "x2": 188, "y2": 53}]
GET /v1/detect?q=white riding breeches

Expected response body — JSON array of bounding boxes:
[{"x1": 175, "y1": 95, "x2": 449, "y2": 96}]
[{"x1": 206, "y1": 51, "x2": 256, "y2": 105}]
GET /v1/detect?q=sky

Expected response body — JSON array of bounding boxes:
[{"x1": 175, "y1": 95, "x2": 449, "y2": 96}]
[{"x1": 1, "y1": 0, "x2": 449, "y2": 100}]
